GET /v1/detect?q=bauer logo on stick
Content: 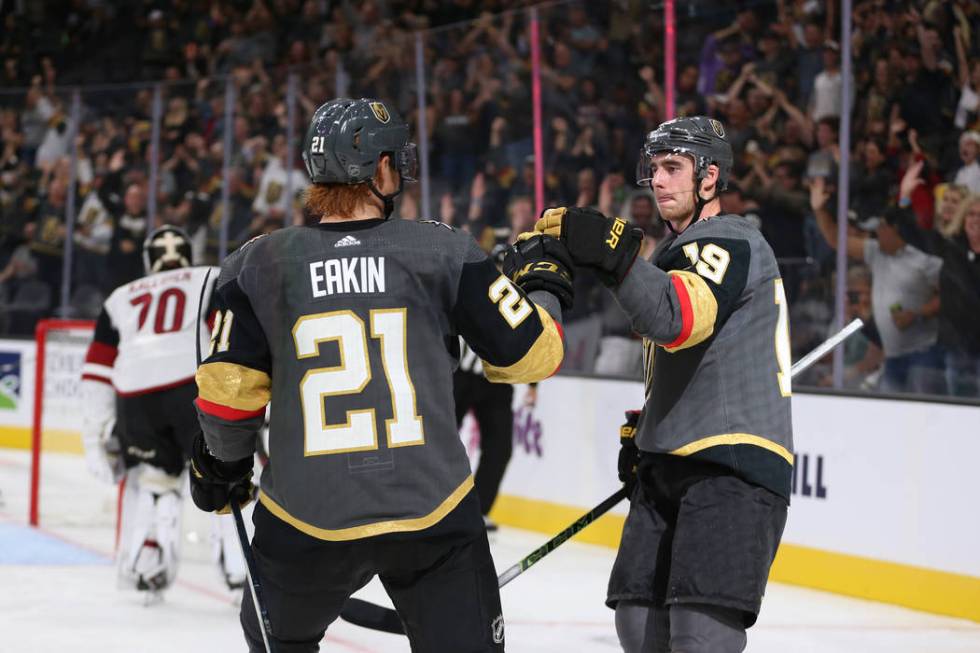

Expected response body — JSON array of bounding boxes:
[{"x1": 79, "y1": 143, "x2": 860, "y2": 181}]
[{"x1": 369, "y1": 101, "x2": 390, "y2": 123}]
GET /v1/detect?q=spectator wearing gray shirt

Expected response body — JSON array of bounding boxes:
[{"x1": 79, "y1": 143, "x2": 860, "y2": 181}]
[{"x1": 810, "y1": 175, "x2": 944, "y2": 395}]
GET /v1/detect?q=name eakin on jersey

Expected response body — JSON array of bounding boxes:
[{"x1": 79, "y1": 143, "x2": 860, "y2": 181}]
[
  {"x1": 310, "y1": 256, "x2": 385, "y2": 297},
  {"x1": 196, "y1": 220, "x2": 565, "y2": 541}
]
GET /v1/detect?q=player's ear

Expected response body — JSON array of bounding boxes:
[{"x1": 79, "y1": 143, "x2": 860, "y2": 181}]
[
  {"x1": 700, "y1": 163, "x2": 720, "y2": 199},
  {"x1": 375, "y1": 153, "x2": 395, "y2": 185}
]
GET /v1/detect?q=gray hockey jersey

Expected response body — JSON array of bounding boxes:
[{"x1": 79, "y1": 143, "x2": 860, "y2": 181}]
[
  {"x1": 614, "y1": 214, "x2": 794, "y2": 498},
  {"x1": 195, "y1": 219, "x2": 564, "y2": 539}
]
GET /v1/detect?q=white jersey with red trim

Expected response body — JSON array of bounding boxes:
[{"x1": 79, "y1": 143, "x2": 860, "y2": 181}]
[{"x1": 82, "y1": 266, "x2": 218, "y2": 395}]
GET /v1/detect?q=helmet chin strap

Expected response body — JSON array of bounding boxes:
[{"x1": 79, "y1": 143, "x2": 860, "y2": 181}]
[
  {"x1": 367, "y1": 168, "x2": 404, "y2": 220},
  {"x1": 664, "y1": 187, "x2": 707, "y2": 235},
  {"x1": 664, "y1": 176, "x2": 717, "y2": 236}
]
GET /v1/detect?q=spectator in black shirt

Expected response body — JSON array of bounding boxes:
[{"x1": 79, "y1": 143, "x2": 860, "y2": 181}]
[
  {"x1": 106, "y1": 183, "x2": 148, "y2": 290},
  {"x1": 896, "y1": 163, "x2": 980, "y2": 396}
]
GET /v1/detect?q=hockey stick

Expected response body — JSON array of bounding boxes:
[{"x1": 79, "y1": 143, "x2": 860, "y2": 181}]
[
  {"x1": 789, "y1": 318, "x2": 864, "y2": 378},
  {"x1": 231, "y1": 498, "x2": 276, "y2": 653},
  {"x1": 339, "y1": 486, "x2": 629, "y2": 635},
  {"x1": 195, "y1": 270, "x2": 276, "y2": 653},
  {"x1": 339, "y1": 318, "x2": 865, "y2": 634},
  {"x1": 496, "y1": 485, "x2": 628, "y2": 587}
]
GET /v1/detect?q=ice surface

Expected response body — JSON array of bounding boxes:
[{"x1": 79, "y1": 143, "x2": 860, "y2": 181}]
[{"x1": 3, "y1": 449, "x2": 978, "y2": 652}]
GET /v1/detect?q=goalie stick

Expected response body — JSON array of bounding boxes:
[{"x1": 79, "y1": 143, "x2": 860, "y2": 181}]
[{"x1": 338, "y1": 318, "x2": 864, "y2": 635}]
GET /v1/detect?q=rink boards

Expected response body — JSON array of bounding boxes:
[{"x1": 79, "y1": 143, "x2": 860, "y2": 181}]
[
  {"x1": 486, "y1": 375, "x2": 980, "y2": 622},
  {"x1": 2, "y1": 336, "x2": 978, "y2": 621}
]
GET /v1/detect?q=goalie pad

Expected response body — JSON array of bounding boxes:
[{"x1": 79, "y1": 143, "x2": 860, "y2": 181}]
[
  {"x1": 80, "y1": 379, "x2": 124, "y2": 484},
  {"x1": 117, "y1": 464, "x2": 183, "y2": 592},
  {"x1": 212, "y1": 510, "x2": 250, "y2": 590}
]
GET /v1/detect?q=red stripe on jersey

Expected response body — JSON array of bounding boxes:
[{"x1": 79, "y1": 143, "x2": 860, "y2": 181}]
[
  {"x1": 85, "y1": 341, "x2": 118, "y2": 367},
  {"x1": 195, "y1": 396, "x2": 265, "y2": 421},
  {"x1": 81, "y1": 373, "x2": 113, "y2": 386},
  {"x1": 664, "y1": 275, "x2": 694, "y2": 349}
]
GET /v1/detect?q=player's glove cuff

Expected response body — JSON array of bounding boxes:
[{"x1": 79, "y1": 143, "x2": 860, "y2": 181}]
[
  {"x1": 535, "y1": 207, "x2": 643, "y2": 286},
  {"x1": 501, "y1": 233, "x2": 575, "y2": 309}
]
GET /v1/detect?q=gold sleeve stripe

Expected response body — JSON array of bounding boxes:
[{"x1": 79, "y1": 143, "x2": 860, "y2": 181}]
[
  {"x1": 663, "y1": 270, "x2": 717, "y2": 352},
  {"x1": 258, "y1": 475, "x2": 475, "y2": 541},
  {"x1": 670, "y1": 433, "x2": 794, "y2": 466},
  {"x1": 483, "y1": 305, "x2": 564, "y2": 383},
  {"x1": 196, "y1": 361, "x2": 271, "y2": 412}
]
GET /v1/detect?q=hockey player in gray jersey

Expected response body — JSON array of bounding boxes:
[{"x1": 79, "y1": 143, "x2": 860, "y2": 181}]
[
  {"x1": 189, "y1": 97, "x2": 573, "y2": 652},
  {"x1": 536, "y1": 116, "x2": 792, "y2": 653}
]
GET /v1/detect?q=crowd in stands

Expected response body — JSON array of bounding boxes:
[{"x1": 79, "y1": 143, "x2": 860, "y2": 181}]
[{"x1": 0, "y1": 0, "x2": 978, "y2": 398}]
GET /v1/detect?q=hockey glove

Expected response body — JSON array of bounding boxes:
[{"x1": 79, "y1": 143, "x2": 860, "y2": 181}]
[
  {"x1": 82, "y1": 417, "x2": 125, "y2": 485},
  {"x1": 501, "y1": 233, "x2": 575, "y2": 310},
  {"x1": 619, "y1": 410, "x2": 642, "y2": 496},
  {"x1": 535, "y1": 207, "x2": 643, "y2": 286},
  {"x1": 189, "y1": 432, "x2": 255, "y2": 514}
]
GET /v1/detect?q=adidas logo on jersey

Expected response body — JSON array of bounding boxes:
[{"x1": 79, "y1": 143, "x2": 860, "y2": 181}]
[{"x1": 334, "y1": 235, "x2": 361, "y2": 247}]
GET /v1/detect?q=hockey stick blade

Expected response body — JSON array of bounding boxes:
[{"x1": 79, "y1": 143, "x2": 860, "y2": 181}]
[
  {"x1": 339, "y1": 486, "x2": 628, "y2": 635},
  {"x1": 340, "y1": 597, "x2": 407, "y2": 634},
  {"x1": 338, "y1": 319, "x2": 865, "y2": 635}
]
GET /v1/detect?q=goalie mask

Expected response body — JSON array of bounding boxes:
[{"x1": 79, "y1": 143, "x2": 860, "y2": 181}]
[{"x1": 143, "y1": 225, "x2": 193, "y2": 274}]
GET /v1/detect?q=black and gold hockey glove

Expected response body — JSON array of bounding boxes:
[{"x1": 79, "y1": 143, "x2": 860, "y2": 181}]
[
  {"x1": 501, "y1": 233, "x2": 575, "y2": 309},
  {"x1": 535, "y1": 207, "x2": 643, "y2": 286},
  {"x1": 189, "y1": 432, "x2": 255, "y2": 514},
  {"x1": 618, "y1": 410, "x2": 642, "y2": 496}
]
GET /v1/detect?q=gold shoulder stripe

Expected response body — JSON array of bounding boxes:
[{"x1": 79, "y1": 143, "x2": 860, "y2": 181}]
[
  {"x1": 483, "y1": 305, "x2": 564, "y2": 383},
  {"x1": 196, "y1": 361, "x2": 271, "y2": 411},
  {"x1": 663, "y1": 270, "x2": 717, "y2": 352},
  {"x1": 258, "y1": 475, "x2": 474, "y2": 541},
  {"x1": 670, "y1": 433, "x2": 794, "y2": 466}
]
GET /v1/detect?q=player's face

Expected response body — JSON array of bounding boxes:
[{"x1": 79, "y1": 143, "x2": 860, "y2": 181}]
[{"x1": 648, "y1": 153, "x2": 697, "y2": 223}]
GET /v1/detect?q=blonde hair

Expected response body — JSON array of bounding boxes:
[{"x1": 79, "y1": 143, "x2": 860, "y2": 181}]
[{"x1": 949, "y1": 193, "x2": 980, "y2": 239}]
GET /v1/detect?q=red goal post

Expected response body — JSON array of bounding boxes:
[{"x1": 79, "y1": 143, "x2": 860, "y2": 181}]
[{"x1": 29, "y1": 318, "x2": 95, "y2": 526}]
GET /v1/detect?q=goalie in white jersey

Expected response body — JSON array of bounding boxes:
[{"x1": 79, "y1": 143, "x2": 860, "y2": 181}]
[{"x1": 79, "y1": 224, "x2": 249, "y2": 596}]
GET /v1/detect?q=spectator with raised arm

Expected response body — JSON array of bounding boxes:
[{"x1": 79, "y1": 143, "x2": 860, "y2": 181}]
[
  {"x1": 953, "y1": 25, "x2": 980, "y2": 131},
  {"x1": 811, "y1": 174, "x2": 945, "y2": 394},
  {"x1": 893, "y1": 162, "x2": 980, "y2": 396}
]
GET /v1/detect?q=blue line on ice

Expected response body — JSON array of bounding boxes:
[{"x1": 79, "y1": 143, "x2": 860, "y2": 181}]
[{"x1": 0, "y1": 523, "x2": 109, "y2": 565}]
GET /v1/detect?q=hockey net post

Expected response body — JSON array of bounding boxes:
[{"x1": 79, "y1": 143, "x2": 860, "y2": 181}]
[{"x1": 30, "y1": 318, "x2": 95, "y2": 527}]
